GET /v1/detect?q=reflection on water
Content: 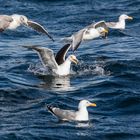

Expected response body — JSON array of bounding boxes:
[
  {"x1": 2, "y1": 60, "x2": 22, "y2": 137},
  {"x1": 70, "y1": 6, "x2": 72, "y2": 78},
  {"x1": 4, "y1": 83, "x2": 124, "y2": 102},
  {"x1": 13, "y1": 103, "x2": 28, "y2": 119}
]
[
  {"x1": 76, "y1": 121, "x2": 91, "y2": 128},
  {"x1": 26, "y1": 57, "x2": 110, "y2": 92},
  {"x1": 38, "y1": 75, "x2": 73, "y2": 91}
]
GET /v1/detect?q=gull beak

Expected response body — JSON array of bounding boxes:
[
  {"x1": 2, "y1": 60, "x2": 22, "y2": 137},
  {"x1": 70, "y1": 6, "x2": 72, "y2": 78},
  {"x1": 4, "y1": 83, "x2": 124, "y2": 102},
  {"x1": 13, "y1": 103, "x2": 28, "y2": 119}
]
[
  {"x1": 101, "y1": 29, "x2": 108, "y2": 38},
  {"x1": 103, "y1": 29, "x2": 108, "y2": 34},
  {"x1": 89, "y1": 103, "x2": 97, "y2": 107},
  {"x1": 128, "y1": 16, "x2": 133, "y2": 20},
  {"x1": 72, "y1": 58, "x2": 79, "y2": 65}
]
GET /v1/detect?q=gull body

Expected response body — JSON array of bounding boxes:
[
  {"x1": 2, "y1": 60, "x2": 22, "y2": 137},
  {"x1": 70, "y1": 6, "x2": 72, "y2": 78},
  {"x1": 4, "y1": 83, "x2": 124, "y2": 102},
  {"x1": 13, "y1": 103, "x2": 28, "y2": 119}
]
[
  {"x1": 106, "y1": 14, "x2": 133, "y2": 30},
  {"x1": 62, "y1": 21, "x2": 108, "y2": 51},
  {"x1": 47, "y1": 100, "x2": 97, "y2": 121},
  {"x1": 53, "y1": 55, "x2": 77, "y2": 76},
  {"x1": 7, "y1": 14, "x2": 27, "y2": 30},
  {"x1": 83, "y1": 27, "x2": 106, "y2": 40},
  {"x1": 54, "y1": 57, "x2": 71, "y2": 75}
]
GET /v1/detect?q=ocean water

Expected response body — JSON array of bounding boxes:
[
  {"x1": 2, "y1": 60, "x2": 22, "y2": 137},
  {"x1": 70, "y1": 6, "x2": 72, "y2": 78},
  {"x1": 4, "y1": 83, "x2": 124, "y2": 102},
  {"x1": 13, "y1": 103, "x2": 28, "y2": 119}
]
[{"x1": 0, "y1": 0, "x2": 140, "y2": 139}]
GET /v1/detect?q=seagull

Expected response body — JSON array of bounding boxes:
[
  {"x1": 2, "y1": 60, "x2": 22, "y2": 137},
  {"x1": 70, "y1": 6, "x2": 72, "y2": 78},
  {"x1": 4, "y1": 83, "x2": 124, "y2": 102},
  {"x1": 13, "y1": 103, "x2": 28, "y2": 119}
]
[
  {"x1": 47, "y1": 100, "x2": 97, "y2": 121},
  {"x1": 106, "y1": 14, "x2": 133, "y2": 30},
  {"x1": 62, "y1": 21, "x2": 108, "y2": 51},
  {"x1": 24, "y1": 44, "x2": 78, "y2": 76},
  {"x1": 0, "y1": 14, "x2": 54, "y2": 41}
]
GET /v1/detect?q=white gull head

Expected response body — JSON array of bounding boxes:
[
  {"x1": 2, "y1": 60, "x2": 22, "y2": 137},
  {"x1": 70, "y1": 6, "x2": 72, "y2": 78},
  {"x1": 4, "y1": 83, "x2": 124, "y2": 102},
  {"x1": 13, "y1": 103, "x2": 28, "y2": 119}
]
[
  {"x1": 119, "y1": 14, "x2": 133, "y2": 21},
  {"x1": 19, "y1": 15, "x2": 28, "y2": 25},
  {"x1": 68, "y1": 55, "x2": 79, "y2": 64},
  {"x1": 8, "y1": 14, "x2": 28, "y2": 29},
  {"x1": 75, "y1": 100, "x2": 97, "y2": 121},
  {"x1": 78, "y1": 100, "x2": 96, "y2": 109},
  {"x1": 96, "y1": 27, "x2": 108, "y2": 34}
]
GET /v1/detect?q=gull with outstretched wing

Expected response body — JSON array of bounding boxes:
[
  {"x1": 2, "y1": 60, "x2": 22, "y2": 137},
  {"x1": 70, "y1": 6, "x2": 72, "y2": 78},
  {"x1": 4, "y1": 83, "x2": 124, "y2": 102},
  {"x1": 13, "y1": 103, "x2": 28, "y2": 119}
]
[
  {"x1": 0, "y1": 14, "x2": 54, "y2": 41},
  {"x1": 62, "y1": 21, "x2": 108, "y2": 51},
  {"x1": 24, "y1": 44, "x2": 78, "y2": 76}
]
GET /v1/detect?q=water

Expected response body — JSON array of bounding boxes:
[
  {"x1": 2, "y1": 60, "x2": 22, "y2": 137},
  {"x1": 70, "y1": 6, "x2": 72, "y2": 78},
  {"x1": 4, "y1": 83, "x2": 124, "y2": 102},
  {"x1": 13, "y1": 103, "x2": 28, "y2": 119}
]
[{"x1": 0, "y1": 0, "x2": 140, "y2": 139}]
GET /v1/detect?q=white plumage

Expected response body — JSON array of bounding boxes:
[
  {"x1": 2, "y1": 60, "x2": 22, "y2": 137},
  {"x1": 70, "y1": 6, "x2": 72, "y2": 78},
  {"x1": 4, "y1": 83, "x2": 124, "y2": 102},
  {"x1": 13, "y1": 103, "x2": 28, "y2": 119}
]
[
  {"x1": 106, "y1": 14, "x2": 133, "y2": 30},
  {"x1": 47, "y1": 100, "x2": 97, "y2": 121}
]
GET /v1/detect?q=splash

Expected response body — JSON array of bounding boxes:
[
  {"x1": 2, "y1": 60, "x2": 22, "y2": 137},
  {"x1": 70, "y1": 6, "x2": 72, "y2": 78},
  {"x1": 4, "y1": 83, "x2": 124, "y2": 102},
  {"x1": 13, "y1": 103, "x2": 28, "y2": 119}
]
[
  {"x1": 27, "y1": 60, "x2": 110, "y2": 77},
  {"x1": 74, "y1": 60, "x2": 107, "y2": 76},
  {"x1": 27, "y1": 63, "x2": 51, "y2": 76}
]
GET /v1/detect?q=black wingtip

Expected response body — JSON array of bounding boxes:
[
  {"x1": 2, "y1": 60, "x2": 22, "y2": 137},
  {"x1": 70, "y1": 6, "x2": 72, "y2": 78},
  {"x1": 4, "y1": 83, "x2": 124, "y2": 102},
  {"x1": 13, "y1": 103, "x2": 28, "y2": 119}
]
[
  {"x1": 72, "y1": 41, "x2": 81, "y2": 52},
  {"x1": 51, "y1": 37, "x2": 55, "y2": 42},
  {"x1": 47, "y1": 34, "x2": 55, "y2": 42},
  {"x1": 47, "y1": 105, "x2": 54, "y2": 113},
  {"x1": 72, "y1": 45, "x2": 77, "y2": 52},
  {"x1": 71, "y1": 47, "x2": 75, "y2": 52}
]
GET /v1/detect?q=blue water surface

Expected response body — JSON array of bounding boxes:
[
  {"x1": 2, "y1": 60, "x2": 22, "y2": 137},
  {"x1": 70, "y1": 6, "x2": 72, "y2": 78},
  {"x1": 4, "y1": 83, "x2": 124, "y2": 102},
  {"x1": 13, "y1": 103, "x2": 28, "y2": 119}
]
[{"x1": 0, "y1": 0, "x2": 140, "y2": 140}]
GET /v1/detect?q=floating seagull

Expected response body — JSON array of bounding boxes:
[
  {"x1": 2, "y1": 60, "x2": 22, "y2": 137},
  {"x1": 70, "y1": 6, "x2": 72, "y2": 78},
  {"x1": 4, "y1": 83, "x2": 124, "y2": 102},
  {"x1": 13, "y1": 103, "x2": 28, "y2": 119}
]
[
  {"x1": 62, "y1": 21, "x2": 108, "y2": 51},
  {"x1": 47, "y1": 100, "x2": 97, "y2": 121},
  {"x1": 106, "y1": 14, "x2": 133, "y2": 30},
  {"x1": 0, "y1": 14, "x2": 54, "y2": 41},
  {"x1": 24, "y1": 44, "x2": 78, "y2": 76}
]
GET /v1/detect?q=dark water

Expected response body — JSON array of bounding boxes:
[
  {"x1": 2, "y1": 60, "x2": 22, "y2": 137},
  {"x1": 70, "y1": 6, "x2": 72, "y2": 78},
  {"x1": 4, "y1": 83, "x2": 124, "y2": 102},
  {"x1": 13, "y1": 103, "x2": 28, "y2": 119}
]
[{"x1": 0, "y1": 0, "x2": 140, "y2": 139}]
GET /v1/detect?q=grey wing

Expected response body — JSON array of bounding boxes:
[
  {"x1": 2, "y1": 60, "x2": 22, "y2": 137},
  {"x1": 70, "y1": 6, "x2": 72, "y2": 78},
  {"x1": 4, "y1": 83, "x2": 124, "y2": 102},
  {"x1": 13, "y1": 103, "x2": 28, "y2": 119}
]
[
  {"x1": 48, "y1": 106, "x2": 76, "y2": 120},
  {"x1": 27, "y1": 20, "x2": 54, "y2": 41},
  {"x1": 94, "y1": 21, "x2": 108, "y2": 31},
  {"x1": 24, "y1": 46, "x2": 58, "y2": 70},
  {"x1": 55, "y1": 44, "x2": 71, "y2": 65},
  {"x1": 72, "y1": 29, "x2": 86, "y2": 51},
  {"x1": 105, "y1": 22, "x2": 117, "y2": 28},
  {"x1": 0, "y1": 15, "x2": 13, "y2": 31}
]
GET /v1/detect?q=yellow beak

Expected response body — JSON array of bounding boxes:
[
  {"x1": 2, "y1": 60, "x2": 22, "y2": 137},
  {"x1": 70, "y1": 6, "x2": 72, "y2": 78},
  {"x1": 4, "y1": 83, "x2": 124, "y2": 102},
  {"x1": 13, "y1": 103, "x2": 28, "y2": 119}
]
[
  {"x1": 89, "y1": 103, "x2": 97, "y2": 107},
  {"x1": 101, "y1": 29, "x2": 108, "y2": 35},
  {"x1": 103, "y1": 29, "x2": 108, "y2": 33},
  {"x1": 72, "y1": 58, "x2": 79, "y2": 65},
  {"x1": 128, "y1": 16, "x2": 133, "y2": 20}
]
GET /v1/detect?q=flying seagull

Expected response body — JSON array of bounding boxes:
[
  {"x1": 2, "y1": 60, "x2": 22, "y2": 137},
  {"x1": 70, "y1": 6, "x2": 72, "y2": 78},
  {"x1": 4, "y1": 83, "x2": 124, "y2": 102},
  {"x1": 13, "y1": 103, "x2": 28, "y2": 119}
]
[
  {"x1": 47, "y1": 100, "x2": 97, "y2": 121},
  {"x1": 62, "y1": 21, "x2": 108, "y2": 51},
  {"x1": 0, "y1": 14, "x2": 54, "y2": 41},
  {"x1": 24, "y1": 44, "x2": 78, "y2": 76},
  {"x1": 106, "y1": 14, "x2": 133, "y2": 30}
]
